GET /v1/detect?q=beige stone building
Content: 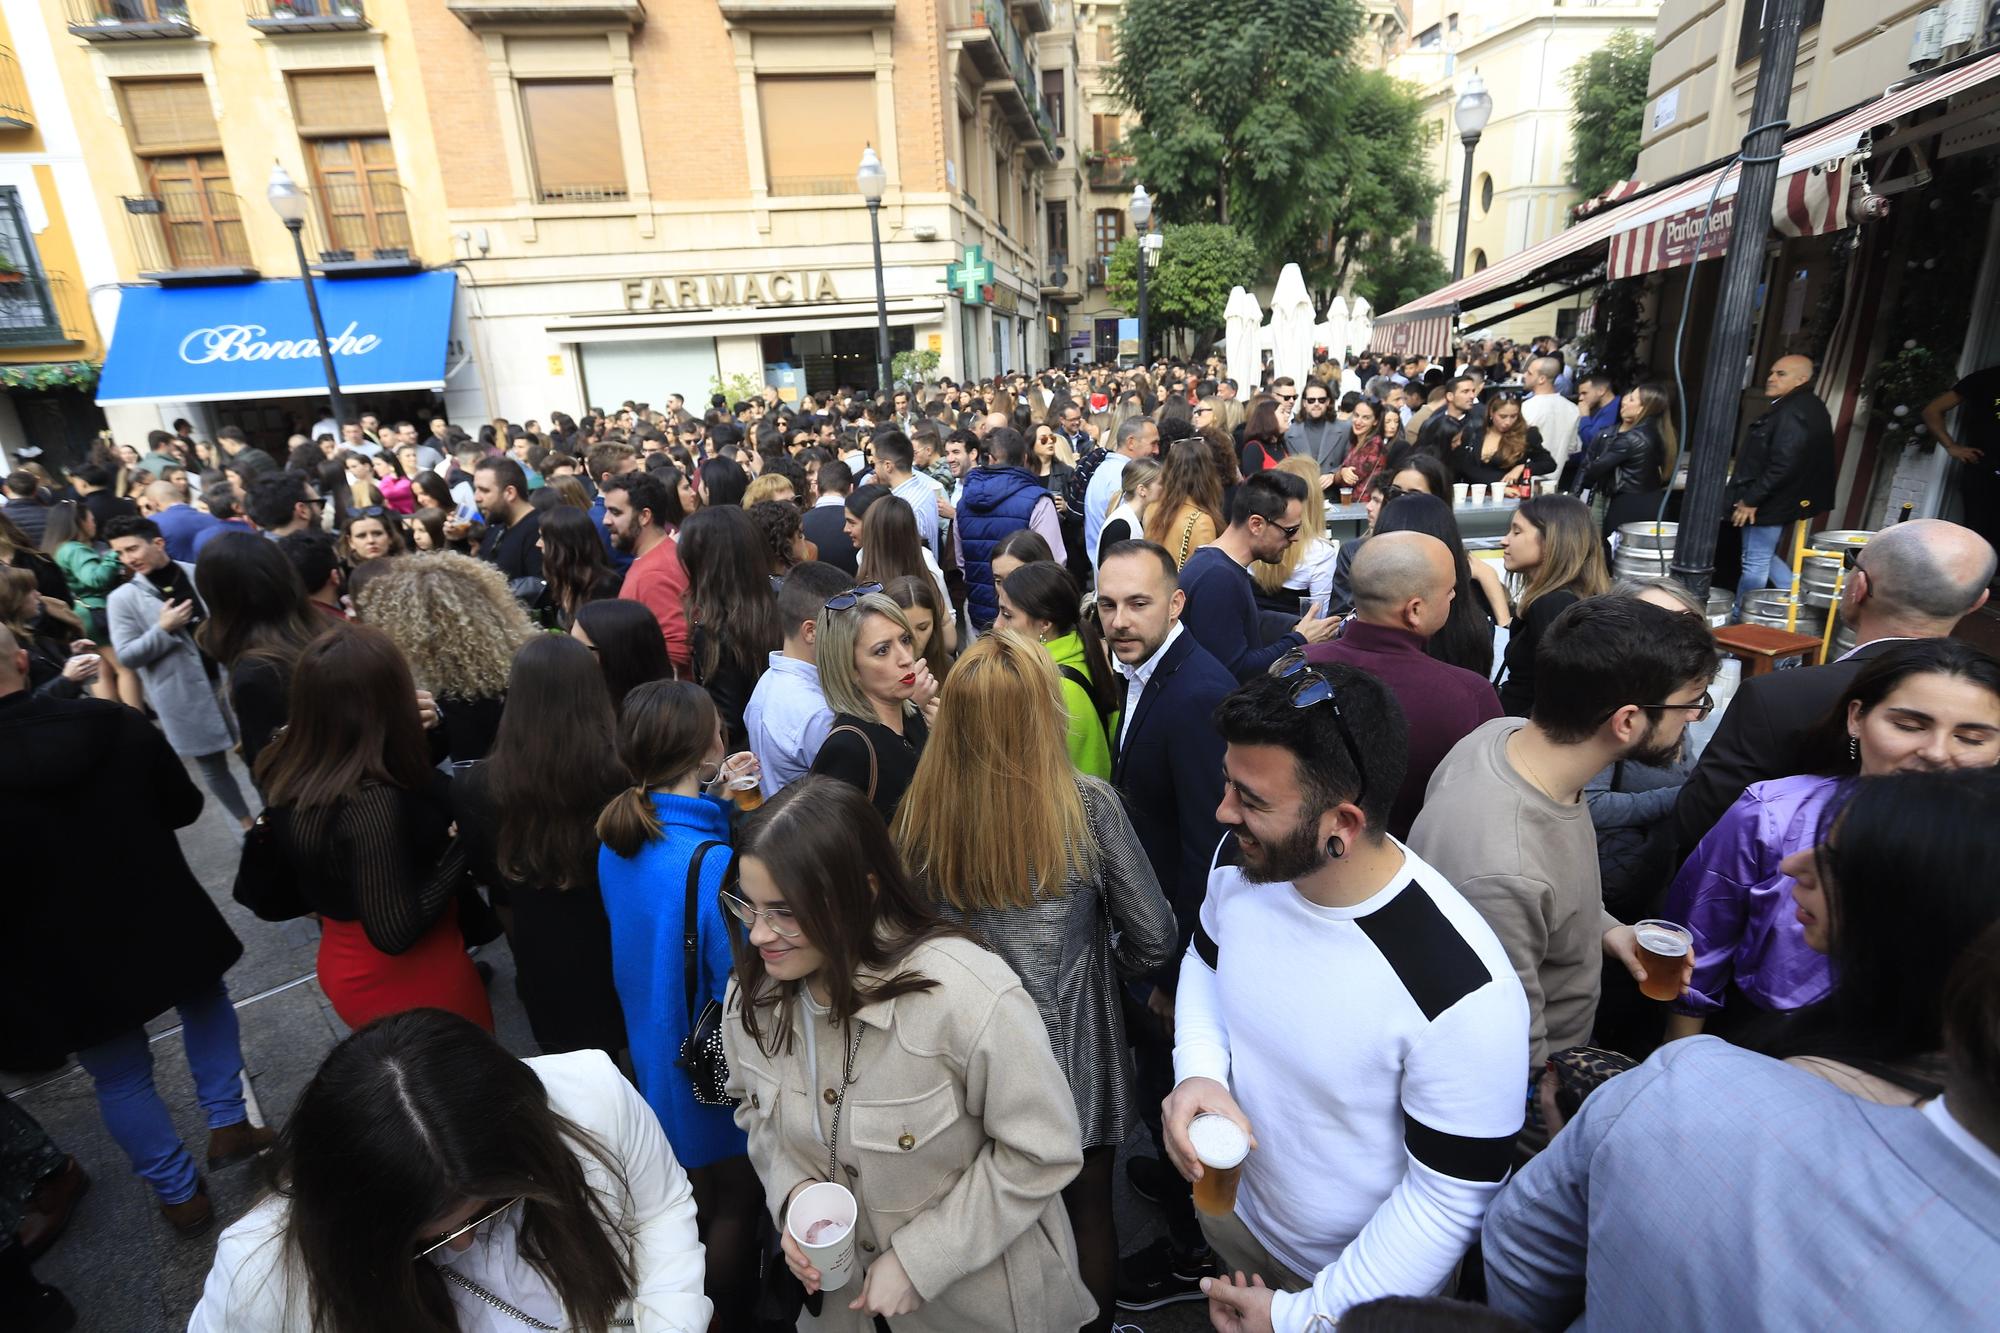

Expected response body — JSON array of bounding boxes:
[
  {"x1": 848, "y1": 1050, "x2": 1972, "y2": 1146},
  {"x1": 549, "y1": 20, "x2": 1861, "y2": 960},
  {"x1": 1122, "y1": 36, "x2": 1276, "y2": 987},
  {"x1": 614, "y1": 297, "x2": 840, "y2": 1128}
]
[
  {"x1": 1392, "y1": 0, "x2": 1661, "y2": 345},
  {"x1": 404, "y1": 0, "x2": 1080, "y2": 417}
]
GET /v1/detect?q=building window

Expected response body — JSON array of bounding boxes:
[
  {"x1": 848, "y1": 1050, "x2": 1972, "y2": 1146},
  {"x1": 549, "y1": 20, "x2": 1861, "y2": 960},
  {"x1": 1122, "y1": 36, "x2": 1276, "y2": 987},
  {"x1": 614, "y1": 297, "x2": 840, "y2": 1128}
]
[
  {"x1": 1096, "y1": 24, "x2": 1115, "y2": 63},
  {"x1": 1041, "y1": 69, "x2": 1065, "y2": 137},
  {"x1": 0, "y1": 187, "x2": 66, "y2": 346},
  {"x1": 1471, "y1": 248, "x2": 1488, "y2": 272},
  {"x1": 758, "y1": 75, "x2": 876, "y2": 197},
  {"x1": 1093, "y1": 207, "x2": 1121, "y2": 262},
  {"x1": 993, "y1": 146, "x2": 1009, "y2": 233},
  {"x1": 1093, "y1": 114, "x2": 1121, "y2": 153},
  {"x1": 1047, "y1": 200, "x2": 1068, "y2": 263},
  {"x1": 1478, "y1": 172, "x2": 1493, "y2": 214},
  {"x1": 289, "y1": 71, "x2": 406, "y2": 260},
  {"x1": 520, "y1": 80, "x2": 628, "y2": 203},
  {"x1": 1416, "y1": 23, "x2": 1442, "y2": 49},
  {"x1": 1737, "y1": 0, "x2": 1824, "y2": 65},
  {"x1": 119, "y1": 79, "x2": 248, "y2": 268}
]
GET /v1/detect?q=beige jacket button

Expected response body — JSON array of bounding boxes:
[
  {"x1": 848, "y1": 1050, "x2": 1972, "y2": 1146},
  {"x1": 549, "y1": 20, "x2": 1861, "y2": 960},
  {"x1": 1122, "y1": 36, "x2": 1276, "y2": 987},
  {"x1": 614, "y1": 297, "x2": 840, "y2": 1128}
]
[
  {"x1": 823, "y1": 1088, "x2": 838, "y2": 1105},
  {"x1": 844, "y1": 1163, "x2": 858, "y2": 1179},
  {"x1": 862, "y1": 1240, "x2": 876, "y2": 1253},
  {"x1": 897, "y1": 1132, "x2": 915, "y2": 1151},
  {"x1": 749, "y1": 1091, "x2": 760, "y2": 1109}
]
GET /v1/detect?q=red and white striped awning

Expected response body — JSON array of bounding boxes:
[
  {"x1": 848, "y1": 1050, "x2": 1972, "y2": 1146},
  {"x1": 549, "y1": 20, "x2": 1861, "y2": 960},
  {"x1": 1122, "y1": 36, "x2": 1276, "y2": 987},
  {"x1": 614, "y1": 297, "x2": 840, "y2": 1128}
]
[
  {"x1": 1367, "y1": 311, "x2": 1453, "y2": 359},
  {"x1": 1372, "y1": 48, "x2": 2000, "y2": 333},
  {"x1": 1569, "y1": 179, "x2": 1649, "y2": 223}
]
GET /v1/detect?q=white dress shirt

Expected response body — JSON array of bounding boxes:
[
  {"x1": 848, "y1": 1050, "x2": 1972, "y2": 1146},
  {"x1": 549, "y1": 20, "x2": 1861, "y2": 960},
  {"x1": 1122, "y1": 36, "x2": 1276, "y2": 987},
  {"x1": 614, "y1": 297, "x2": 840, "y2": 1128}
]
[{"x1": 1112, "y1": 619, "x2": 1184, "y2": 750}]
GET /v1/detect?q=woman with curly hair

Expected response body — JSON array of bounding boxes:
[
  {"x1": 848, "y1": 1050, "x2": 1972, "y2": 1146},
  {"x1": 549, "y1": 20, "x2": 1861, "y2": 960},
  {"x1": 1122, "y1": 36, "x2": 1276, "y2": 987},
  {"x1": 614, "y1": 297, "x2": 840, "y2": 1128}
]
[
  {"x1": 353, "y1": 552, "x2": 535, "y2": 762},
  {"x1": 746, "y1": 498, "x2": 811, "y2": 576}
]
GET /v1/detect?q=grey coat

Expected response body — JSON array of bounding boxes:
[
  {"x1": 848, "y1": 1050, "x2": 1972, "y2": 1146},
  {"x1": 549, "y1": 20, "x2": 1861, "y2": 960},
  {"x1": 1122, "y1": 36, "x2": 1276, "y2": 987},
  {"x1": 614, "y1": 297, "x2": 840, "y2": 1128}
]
[
  {"x1": 1285, "y1": 416, "x2": 1350, "y2": 471},
  {"x1": 106, "y1": 561, "x2": 236, "y2": 756}
]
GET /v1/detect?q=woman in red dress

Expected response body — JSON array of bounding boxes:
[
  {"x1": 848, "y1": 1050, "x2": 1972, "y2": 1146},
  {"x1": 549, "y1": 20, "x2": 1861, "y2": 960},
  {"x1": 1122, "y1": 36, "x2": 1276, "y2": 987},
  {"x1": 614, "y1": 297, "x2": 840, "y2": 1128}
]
[{"x1": 255, "y1": 624, "x2": 492, "y2": 1031}]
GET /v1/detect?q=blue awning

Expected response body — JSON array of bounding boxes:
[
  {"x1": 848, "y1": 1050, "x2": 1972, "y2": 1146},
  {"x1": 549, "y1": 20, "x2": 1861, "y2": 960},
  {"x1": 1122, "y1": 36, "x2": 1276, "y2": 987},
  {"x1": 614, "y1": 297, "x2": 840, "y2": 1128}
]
[{"x1": 97, "y1": 271, "x2": 457, "y2": 406}]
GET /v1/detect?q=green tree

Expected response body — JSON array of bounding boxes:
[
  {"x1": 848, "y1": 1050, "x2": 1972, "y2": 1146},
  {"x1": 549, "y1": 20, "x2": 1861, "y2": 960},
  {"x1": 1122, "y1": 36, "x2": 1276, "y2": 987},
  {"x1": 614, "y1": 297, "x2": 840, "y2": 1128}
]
[
  {"x1": 1112, "y1": 0, "x2": 1440, "y2": 306},
  {"x1": 1564, "y1": 30, "x2": 1654, "y2": 203},
  {"x1": 1104, "y1": 221, "x2": 1261, "y2": 352},
  {"x1": 1354, "y1": 236, "x2": 1452, "y2": 314}
]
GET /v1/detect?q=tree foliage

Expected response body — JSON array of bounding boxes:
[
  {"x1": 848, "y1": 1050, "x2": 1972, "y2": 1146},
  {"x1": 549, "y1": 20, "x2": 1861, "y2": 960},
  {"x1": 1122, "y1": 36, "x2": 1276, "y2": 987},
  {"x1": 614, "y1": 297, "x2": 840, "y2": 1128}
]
[
  {"x1": 1104, "y1": 222, "x2": 1261, "y2": 351},
  {"x1": 1354, "y1": 236, "x2": 1452, "y2": 314},
  {"x1": 1112, "y1": 0, "x2": 1440, "y2": 308},
  {"x1": 1564, "y1": 30, "x2": 1654, "y2": 202}
]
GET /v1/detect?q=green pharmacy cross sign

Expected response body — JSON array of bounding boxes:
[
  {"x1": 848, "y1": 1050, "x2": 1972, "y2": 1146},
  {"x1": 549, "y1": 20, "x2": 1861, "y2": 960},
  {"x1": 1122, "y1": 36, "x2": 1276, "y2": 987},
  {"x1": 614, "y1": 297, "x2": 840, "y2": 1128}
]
[{"x1": 944, "y1": 246, "x2": 993, "y2": 306}]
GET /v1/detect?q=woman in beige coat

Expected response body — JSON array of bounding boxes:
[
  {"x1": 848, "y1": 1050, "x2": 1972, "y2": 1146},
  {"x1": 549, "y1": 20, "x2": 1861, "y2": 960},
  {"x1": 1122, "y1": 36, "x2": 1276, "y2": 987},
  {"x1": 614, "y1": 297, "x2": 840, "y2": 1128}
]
[{"x1": 720, "y1": 776, "x2": 1095, "y2": 1332}]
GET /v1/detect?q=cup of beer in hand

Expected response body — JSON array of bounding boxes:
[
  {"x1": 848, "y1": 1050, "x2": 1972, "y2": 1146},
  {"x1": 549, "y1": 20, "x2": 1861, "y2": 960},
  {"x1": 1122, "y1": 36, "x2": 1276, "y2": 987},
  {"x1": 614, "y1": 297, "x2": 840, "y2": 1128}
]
[
  {"x1": 1188, "y1": 1113, "x2": 1250, "y2": 1216},
  {"x1": 1634, "y1": 919, "x2": 1693, "y2": 1002}
]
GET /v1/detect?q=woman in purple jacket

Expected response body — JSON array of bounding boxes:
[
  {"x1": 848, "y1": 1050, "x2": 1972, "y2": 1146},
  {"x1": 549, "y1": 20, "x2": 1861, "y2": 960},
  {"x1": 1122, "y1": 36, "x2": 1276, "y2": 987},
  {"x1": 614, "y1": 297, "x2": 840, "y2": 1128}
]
[{"x1": 1662, "y1": 639, "x2": 2000, "y2": 1041}]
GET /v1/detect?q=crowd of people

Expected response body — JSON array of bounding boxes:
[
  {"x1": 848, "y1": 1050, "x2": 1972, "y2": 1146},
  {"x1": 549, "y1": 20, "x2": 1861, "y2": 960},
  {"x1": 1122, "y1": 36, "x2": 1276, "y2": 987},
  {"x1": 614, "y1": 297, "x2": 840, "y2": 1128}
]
[{"x1": 4, "y1": 344, "x2": 2000, "y2": 1333}]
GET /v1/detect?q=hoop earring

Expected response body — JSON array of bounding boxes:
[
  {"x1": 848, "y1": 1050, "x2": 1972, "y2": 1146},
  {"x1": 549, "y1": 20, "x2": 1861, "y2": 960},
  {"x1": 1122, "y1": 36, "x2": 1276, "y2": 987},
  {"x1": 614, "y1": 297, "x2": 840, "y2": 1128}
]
[{"x1": 1325, "y1": 836, "x2": 1346, "y2": 861}]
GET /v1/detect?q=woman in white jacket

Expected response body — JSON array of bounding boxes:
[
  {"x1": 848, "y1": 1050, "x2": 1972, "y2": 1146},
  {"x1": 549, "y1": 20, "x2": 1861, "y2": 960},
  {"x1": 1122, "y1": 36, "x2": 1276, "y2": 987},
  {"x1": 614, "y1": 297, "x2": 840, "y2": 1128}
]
[{"x1": 189, "y1": 1010, "x2": 711, "y2": 1332}]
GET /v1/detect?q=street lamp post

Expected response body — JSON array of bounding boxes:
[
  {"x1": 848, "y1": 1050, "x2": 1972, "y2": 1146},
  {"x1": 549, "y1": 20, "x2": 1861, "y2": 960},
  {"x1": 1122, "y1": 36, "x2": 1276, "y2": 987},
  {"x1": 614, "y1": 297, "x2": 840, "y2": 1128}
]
[
  {"x1": 1129, "y1": 184, "x2": 1151, "y2": 367},
  {"x1": 266, "y1": 163, "x2": 349, "y2": 427},
  {"x1": 857, "y1": 146, "x2": 891, "y2": 396},
  {"x1": 1451, "y1": 73, "x2": 1493, "y2": 283}
]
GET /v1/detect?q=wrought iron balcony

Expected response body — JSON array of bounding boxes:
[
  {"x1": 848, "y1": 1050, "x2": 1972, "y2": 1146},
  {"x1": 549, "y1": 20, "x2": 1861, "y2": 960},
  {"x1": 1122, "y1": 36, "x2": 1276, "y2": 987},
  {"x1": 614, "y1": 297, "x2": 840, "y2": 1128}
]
[
  {"x1": 1086, "y1": 154, "x2": 1136, "y2": 190},
  {"x1": 122, "y1": 192, "x2": 259, "y2": 284},
  {"x1": 300, "y1": 178, "x2": 421, "y2": 275},
  {"x1": 65, "y1": 0, "x2": 195, "y2": 41},
  {"x1": 0, "y1": 49, "x2": 30, "y2": 130},
  {"x1": 0, "y1": 271, "x2": 88, "y2": 348},
  {"x1": 245, "y1": 0, "x2": 369, "y2": 34}
]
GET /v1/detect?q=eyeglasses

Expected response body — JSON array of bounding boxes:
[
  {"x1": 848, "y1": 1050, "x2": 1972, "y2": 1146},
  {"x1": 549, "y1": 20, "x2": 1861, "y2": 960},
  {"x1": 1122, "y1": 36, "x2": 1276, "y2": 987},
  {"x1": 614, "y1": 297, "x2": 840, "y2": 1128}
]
[
  {"x1": 414, "y1": 1196, "x2": 523, "y2": 1260},
  {"x1": 1268, "y1": 651, "x2": 1368, "y2": 803},
  {"x1": 1262, "y1": 518, "x2": 1303, "y2": 541},
  {"x1": 1303, "y1": 395, "x2": 1330, "y2": 404},
  {"x1": 1625, "y1": 690, "x2": 1715, "y2": 722},
  {"x1": 1193, "y1": 405, "x2": 1214, "y2": 416},
  {"x1": 1276, "y1": 392, "x2": 1298, "y2": 402},
  {"x1": 824, "y1": 581, "x2": 884, "y2": 612},
  {"x1": 721, "y1": 889, "x2": 802, "y2": 939}
]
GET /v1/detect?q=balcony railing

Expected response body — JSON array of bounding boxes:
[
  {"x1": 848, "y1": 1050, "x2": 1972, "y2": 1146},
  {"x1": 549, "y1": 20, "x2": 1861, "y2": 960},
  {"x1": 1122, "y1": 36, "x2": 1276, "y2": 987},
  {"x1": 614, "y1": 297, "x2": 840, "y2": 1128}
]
[
  {"x1": 1009, "y1": 0, "x2": 1051, "y2": 33},
  {"x1": 123, "y1": 192, "x2": 258, "y2": 282},
  {"x1": 537, "y1": 181, "x2": 630, "y2": 204},
  {"x1": 65, "y1": 0, "x2": 195, "y2": 40},
  {"x1": 1086, "y1": 154, "x2": 1136, "y2": 189},
  {"x1": 0, "y1": 272, "x2": 87, "y2": 347},
  {"x1": 768, "y1": 174, "x2": 860, "y2": 198},
  {"x1": 0, "y1": 49, "x2": 30, "y2": 129},
  {"x1": 302, "y1": 179, "x2": 420, "y2": 274},
  {"x1": 245, "y1": 0, "x2": 370, "y2": 33},
  {"x1": 948, "y1": 0, "x2": 1018, "y2": 82}
]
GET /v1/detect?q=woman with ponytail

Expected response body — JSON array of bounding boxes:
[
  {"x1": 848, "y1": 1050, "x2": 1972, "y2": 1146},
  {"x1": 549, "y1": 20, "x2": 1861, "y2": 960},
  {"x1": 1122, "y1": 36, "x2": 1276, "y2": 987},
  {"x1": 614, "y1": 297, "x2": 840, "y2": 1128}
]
[{"x1": 594, "y1": 680, "x2": 761, "y2": 1327}]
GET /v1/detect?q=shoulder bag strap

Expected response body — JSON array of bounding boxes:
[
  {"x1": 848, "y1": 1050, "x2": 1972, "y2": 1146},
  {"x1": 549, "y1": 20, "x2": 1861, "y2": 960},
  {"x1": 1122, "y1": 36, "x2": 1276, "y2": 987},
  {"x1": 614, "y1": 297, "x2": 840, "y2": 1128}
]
[
  {"x1": 683, "y1": 840, "x2": 726, "y2": 1025},
  {"x1": 827, "y1": 724, "x2": 878, "y2": 802},
  {"x1": 1176, "y1": 510, "x2": 1200, "y2": 566}
]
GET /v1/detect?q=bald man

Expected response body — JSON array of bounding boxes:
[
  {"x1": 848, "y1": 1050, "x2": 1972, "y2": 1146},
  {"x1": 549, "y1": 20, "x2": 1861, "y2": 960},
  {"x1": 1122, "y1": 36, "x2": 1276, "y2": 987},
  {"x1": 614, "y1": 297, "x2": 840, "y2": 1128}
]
[
  {"x1": 1306, "y1": 524, "x2": 1503, "y2": 838},
  {"x1": 1727, "y1": 353, "x2": 1836, "y2": 616},
  {"x1": 1677, "y1": 516, "x2": 1994, "y2": 849},
  {"x1": 141, "y1": 479, "x2": 222, "y2": 563}
]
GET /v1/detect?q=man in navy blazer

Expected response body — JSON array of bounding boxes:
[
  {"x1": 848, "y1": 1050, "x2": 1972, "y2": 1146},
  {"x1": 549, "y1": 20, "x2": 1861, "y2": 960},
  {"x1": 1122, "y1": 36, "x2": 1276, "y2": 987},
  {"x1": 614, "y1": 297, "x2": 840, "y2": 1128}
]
[{"x1": 1099, "y1": 539, "x2": 1235, "y2": 1293}]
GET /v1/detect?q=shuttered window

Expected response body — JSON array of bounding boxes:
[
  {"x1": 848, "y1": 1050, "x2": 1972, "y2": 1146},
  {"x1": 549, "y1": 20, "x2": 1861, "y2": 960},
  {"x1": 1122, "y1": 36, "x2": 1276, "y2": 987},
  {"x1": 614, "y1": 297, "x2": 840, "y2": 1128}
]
[
  {"x1": 289, "y1": 71, "x2": 388, "y2": 137},
  {"x1": 758, "y1": 76, "x2": 876, "y2": 197},
  {"x1": 520, "y1": 81, "x2": 628, "y2": 203},
  {"x1": 121, "y1": 79, "x2": 218, "y2": 154}
]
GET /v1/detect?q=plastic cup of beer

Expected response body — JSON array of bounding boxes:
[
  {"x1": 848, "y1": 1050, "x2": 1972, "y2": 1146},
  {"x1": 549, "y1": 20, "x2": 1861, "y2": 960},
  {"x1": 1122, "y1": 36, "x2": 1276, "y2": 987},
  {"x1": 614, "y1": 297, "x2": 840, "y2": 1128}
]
[
  {"x1": 1634, "y1": 919, "x2": 1694, "y2": 1002},
  {"x1": 719, "y1": 752, "x2": 764, "y2": 811},
  {"x1": 1188, "y1": 1113, "x2": 1250, "y2": 1216},
  {"x1": 1452, "y1": 482, "x2": 1470, "y2": 507},
  {"x1": 787, "y1": 1181, "x2": 860, "y2": 1291}
]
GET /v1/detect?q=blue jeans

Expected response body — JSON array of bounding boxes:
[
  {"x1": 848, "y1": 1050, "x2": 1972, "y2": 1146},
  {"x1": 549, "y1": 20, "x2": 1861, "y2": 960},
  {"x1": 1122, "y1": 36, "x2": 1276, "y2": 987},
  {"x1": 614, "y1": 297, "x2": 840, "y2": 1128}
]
[
  {"x1": 72, "y1": 980, "x2": 246, "y2": 1205},
  {"x1": 1733, "y1": 522, "x2": 1804, "y2": 615}
]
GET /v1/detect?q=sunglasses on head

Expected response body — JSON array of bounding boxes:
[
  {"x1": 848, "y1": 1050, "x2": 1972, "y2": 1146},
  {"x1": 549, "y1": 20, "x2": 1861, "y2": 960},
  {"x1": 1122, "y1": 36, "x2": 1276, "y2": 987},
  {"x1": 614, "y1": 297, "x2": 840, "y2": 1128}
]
[
  {"x1": 823, "y1": 581, "x2": 884, "y2": 612},
  {"x1": 1268, "y1": 650, "x2": 1369, "y2": 803}
]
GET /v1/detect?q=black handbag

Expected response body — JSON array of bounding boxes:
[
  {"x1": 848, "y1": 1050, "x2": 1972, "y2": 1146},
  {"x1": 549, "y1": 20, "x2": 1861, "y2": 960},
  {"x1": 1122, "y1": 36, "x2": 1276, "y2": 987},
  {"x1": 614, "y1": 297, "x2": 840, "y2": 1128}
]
[
  {"x1": 232, "y1": 809, "x2": 311, "y2": 923},
  {"x1": 676, "y1": 840, "x2": 739, "y2": 1107}
]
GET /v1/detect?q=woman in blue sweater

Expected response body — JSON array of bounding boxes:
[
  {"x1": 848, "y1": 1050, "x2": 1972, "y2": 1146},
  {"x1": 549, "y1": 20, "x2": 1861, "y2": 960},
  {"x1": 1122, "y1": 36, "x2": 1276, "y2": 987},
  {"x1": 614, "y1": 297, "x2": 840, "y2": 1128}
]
[{"x1": 596, "y1": 680, "x2": 758, "y2": 1326}]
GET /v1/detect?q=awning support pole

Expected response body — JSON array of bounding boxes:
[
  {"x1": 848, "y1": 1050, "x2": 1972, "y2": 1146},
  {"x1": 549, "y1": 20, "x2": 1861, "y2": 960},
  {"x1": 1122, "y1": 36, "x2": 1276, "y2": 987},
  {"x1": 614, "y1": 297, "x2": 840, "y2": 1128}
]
[{"x1": 1672, "y1": 0, "x2": 1808, "y2": 601}]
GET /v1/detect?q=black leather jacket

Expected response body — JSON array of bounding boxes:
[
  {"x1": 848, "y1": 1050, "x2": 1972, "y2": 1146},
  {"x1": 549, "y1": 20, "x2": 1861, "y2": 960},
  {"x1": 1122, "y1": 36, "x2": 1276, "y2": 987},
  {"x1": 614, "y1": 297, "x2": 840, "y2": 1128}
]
[
  {"x1": 1582, "y1": 419, "x2": 1668, "y2": 496},
  {"x1": 1725, "y1": 389, "x2": 1836, "y2": 520}
]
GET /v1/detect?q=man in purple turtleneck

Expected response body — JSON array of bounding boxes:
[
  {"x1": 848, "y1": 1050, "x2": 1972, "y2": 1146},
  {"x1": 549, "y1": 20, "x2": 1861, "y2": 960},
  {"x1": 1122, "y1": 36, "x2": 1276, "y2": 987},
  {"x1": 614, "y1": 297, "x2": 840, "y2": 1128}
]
[{"x1": 1306, "y1": 531, "x2": 1501, "y2": 838}]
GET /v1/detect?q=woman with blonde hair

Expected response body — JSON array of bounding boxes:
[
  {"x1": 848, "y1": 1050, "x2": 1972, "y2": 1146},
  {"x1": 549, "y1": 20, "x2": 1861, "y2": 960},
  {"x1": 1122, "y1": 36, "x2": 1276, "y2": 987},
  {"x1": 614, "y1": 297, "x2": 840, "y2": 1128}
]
[
  {"x1": 1583, "y1": 381, "x2": 1679, "y2": 534},
  {"x1": 1144, "y1": 433, "x2": 1226, "y2": 566},
  {"x1": 893, "y1": 632, "x2": 1174, "y2": 1333},
  {"x1": 740, "y1": 471, "x2": 798, "y2": 509},
  {"x1": 1253, "y1": 455, "x2": 1338, "y2": 614},
  {"x1": 353, "y1": 551, "x2": 535, "y2": 762},
  {"x1": 808, "y1": 587, "x2": 939, "y2": 824},
  {"x1": 1497, "y1": 494, "x2": 1611, "y2": 715},
  {"x1": 1095, "y1": 455, "x2": 1162, "y2": 564}
]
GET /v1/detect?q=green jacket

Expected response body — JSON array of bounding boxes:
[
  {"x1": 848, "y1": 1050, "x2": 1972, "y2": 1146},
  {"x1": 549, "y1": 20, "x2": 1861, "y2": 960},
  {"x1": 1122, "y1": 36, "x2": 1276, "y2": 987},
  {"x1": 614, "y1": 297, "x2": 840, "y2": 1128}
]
[
  {"x1": 54, "y1": 540, "x2": 120, "y2": 615},
  {"x1": 1046, "y1": 630, "x2": 1115, "y2": 780}
]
